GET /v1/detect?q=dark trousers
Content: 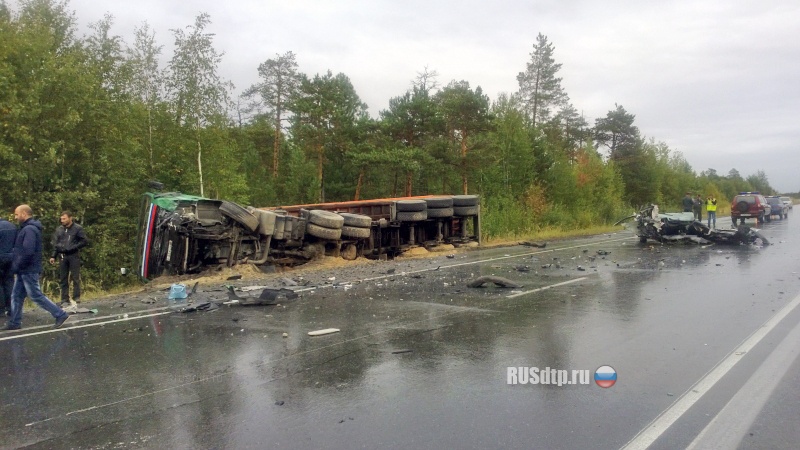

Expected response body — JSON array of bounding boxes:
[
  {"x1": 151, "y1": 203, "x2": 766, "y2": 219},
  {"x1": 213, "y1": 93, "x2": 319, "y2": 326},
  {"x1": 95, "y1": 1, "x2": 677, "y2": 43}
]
[
  {"x1": 0, "y1": 260, "x2": 12, "y2": 312},
  {"x1": 58, "y1": 254, "x2": 81, "y2": 302}
]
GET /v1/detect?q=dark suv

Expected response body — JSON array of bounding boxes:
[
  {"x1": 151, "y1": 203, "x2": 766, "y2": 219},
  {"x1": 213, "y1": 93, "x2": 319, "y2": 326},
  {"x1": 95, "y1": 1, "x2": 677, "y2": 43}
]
[
  {"x1": 730, "y1": 192, "x2": 771, "y2": 225},
  {"x1": 765, "y1": 196, "x2": 787, "y2": 220}
]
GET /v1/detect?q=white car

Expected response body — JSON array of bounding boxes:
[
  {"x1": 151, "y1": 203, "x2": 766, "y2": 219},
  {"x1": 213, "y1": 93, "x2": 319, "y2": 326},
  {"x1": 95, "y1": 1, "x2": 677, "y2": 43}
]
[{"x1": 780, "y1": 196, "x2": 793, "y2": 211}]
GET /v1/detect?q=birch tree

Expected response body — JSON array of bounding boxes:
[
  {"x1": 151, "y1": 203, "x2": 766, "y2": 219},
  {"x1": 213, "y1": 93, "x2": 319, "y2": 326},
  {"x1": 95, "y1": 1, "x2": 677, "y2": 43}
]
[{"x1": 167, "y1": 13, "x2": 230, "y2": 196}]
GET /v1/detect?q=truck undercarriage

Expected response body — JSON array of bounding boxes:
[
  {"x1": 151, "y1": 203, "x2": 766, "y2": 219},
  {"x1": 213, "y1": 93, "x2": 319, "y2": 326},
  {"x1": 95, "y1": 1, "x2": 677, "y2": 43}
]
[{"x1": 136, "y1": 192, "x2": 481, "y2": 279}]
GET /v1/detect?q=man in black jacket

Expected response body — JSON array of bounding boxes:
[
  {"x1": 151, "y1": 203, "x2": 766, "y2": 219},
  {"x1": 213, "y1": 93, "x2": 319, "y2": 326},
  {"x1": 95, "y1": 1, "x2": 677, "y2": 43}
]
[
  {"x1": 49, "y1": 211, "x2": 89, "y2": 306},
  {"x1": 0, "y1": 216, "x2": 16, "y2": 316}
]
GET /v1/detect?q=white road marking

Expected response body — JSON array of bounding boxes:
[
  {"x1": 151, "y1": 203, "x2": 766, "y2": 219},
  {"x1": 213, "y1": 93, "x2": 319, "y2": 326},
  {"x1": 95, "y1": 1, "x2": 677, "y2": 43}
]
[
  {"x1": 505, "y1": 277, "x2": 588, "y2": 298},
  {"x1": 687, "y1": 308, "x2": 800, "y2": 449},
  {"x1": 0, "y1": 311, "x2": 172, "y2": 342},
  {"x1": 621, "y1": 291, "x2": 800, "y2": 450},
  {"x1": 4, "y1": 235, "x2": 630, "y2": 342},
  {"x1": 356, "y1": 235, "x2": 633, "y2": 284},
  {"x1": 23, "y1": 275, "x2": 595, "y2": 427}
]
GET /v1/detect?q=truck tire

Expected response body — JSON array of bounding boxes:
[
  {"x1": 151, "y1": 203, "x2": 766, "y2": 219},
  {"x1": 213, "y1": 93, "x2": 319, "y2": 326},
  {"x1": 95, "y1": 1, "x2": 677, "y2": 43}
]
[
  {"x1": 219, "y1": 201, "x2": 259, "y2": 232},
  {"x1": 453, "y1": 205, "x2": 479, "y2": 216},
  {"x1": 341, "y1": 225, "x2": 371, "y2": 239},
  {"x1": 453, "y1": 195, "x2": 479, "y2": 207},
  {"x1": 396, "y1": 211, "x2": 427, "y2": 222},
  {"x1": 306, "y1": 223, "x2": 342, "y2": 240},
  {"x1": 396, "y1": 200, "x2": 427, "y2": 212},
  {"x1": 308, "y1": 210, "x2": 344, "y2": 229},
  {"x1": 339, "y1": 213, "x2": 372, "y2": 228},
  {"x1": 426, "y1": 207, "x2": 454, "y2": 218},
  {"x1": 425, "y1": 197, "x2": 454, "y2": 208}
]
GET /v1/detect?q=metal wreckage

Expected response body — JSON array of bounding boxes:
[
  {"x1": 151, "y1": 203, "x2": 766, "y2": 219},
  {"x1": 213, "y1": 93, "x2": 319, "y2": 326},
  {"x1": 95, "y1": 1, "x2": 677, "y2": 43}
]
[
  {"x1": 135, "y1": 189, "x2": 482, "y2": 280},
  {"x1": 616, "y1": 205, "x2": 769, "y2": 246}
]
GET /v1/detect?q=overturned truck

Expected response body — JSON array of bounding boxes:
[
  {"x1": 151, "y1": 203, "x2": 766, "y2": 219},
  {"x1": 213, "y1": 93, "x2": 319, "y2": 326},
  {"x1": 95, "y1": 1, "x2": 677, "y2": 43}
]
[
  {"x1": 136, "y1": 192, "x2": 481, "y2": 279},
  {"x1": 618, "y1": 204, "x2": 769, "y2": 246}
]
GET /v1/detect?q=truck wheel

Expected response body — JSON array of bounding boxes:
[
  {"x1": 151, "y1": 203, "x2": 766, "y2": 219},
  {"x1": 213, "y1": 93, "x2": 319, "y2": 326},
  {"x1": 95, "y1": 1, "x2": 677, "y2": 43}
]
[
  {"x1": 339, "y1": 213, "x2": 372, "y2": 228},
  {"x1": 341, "y1": 225, "x2": 371, "y2": 239},
  {"x1": 396, "y1": 211, "x2": 427, "y2": 222},
  {"x1": 220, "y1": 201, "x2": 260, "y2": 232},
  {"x1": 427, "y1": 207, "x2": 454, "y2": 218},
  {"x1": 396, "y1": 200, "x2": 427, "y2": 212},
  {"x1": 306, "y1": 223, "x2": 342, "y2": 240},
  {"x1": 453, "y1": 195, "x2": 479, "y2": 207},
  {"x1": 425, "y1": 197, "x2": 454, "y2": 208},
  {"x1": 308, "y1": 210, "x2": 344, "y2": 229},
  {"x1": 341, "y1": 244, "x2": 358, "y2": 261},
  {"x1": 453, "y1": 205, "x2": 479, "y2": 216}
]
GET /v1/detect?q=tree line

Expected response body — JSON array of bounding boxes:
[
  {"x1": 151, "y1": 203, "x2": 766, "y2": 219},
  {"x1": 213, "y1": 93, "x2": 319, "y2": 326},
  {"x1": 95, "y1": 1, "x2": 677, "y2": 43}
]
[{"x1": 0, "y1": 1, "x2": 780, "y2": 290}]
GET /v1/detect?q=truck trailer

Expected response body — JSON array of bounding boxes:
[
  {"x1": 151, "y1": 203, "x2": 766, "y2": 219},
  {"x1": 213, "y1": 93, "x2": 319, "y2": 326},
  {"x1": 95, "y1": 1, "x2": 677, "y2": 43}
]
[{"x1": 136, "y1": 192, "x2": 481, "y2": 279}]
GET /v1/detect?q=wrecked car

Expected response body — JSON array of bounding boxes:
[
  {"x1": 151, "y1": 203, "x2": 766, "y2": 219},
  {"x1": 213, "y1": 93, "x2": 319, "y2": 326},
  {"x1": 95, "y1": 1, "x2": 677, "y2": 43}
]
[
  {"x1": 616, "y1": 204, "x2": 769, "y2": 246},
  {"x1": 135, "y1": 191, "x2": 482, "y2": 279}
]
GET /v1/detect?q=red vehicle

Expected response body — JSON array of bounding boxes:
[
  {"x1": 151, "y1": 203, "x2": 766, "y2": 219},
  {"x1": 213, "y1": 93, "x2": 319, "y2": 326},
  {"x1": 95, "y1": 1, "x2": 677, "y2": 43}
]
[{"x1": 730, "y1": 192, "x2": 771, "y2": 225}]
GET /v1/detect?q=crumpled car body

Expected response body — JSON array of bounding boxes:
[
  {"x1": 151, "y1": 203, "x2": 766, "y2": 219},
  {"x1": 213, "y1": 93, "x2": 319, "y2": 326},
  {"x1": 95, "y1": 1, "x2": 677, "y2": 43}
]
[{"x1": 617, "y1": 205, "x2": 769, "y2": 246}]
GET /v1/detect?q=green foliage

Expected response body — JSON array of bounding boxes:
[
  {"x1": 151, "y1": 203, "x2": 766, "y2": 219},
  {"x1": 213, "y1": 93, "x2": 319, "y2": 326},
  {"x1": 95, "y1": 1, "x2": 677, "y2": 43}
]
[
  {"x1": 0, "y1": 9, "x2": 783, "y2": 296},
  {"x1": 517, "y1": 33, "x2": 566, "y2": 128}
]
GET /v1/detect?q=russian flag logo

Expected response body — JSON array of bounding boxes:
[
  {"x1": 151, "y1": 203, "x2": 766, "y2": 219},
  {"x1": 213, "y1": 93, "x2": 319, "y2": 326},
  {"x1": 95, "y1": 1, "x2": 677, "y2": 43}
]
[{"x1": 594, "y1": 365, "x2": 617, "y2": 388}]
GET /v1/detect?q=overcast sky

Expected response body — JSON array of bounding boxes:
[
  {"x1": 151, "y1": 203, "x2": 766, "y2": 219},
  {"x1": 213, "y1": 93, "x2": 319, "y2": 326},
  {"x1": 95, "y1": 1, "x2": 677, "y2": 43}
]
[{"x1": 20, "y1": 0, "x2": 800, "y2": 192}]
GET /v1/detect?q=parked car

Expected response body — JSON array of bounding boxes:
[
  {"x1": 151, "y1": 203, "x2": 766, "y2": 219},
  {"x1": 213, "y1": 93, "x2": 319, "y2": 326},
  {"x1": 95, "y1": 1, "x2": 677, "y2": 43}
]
[
  {"x1": 780, "y1": 196, "x2": 793, "y2": 211},
  {"x1": 730, "y1": 192, "x2": 771, "y2": 225},
  {"x1": 765, "y1": 196, "x2": 788, "y2": 220}
]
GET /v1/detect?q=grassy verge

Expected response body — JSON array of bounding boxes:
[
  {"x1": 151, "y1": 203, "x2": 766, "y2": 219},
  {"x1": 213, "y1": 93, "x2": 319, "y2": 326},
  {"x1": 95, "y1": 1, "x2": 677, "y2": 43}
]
[{"x1": 481, "y1": 224, "x2": 624, "y2": 248}]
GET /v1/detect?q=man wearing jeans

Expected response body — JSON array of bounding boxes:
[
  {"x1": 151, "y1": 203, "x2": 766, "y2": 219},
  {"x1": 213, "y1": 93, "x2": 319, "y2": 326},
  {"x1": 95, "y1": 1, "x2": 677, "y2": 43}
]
[{"x1": 3, "y1": 205, "x2": 70, "y2": 331}]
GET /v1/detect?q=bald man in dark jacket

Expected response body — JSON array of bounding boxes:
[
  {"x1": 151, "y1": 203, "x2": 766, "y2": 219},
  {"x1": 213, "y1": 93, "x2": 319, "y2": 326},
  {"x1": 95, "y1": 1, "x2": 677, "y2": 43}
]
[{"x1": 4, "y1": 205, "x2": 69, "y2": 330}]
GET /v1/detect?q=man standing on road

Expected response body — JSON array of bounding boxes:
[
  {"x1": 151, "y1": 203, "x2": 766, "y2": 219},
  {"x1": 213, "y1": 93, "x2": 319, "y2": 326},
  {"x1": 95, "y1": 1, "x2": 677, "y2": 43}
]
[
  {"x1": 3, "y1": 205, "x2": 70, "y2": 331},
  {"x1": 706, "y1": 195, "x2": 717, "y2": 229},
  {"x1": 682, "y1": 192, "x2": 694, "y2": 212},
  {"x1": 49, "y1": 210, "x2": 88, "y2": 306},
  {"x1": 0, "y1": 216, "x2": 17, "y2": 316},
  {"x1": 693, "y1": 194, "x2": 703, "y2": 221}
]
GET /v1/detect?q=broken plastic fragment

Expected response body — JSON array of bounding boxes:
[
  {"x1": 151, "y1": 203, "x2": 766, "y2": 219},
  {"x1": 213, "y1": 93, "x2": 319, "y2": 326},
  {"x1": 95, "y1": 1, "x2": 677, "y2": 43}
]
[{"x1": 308, "y1": 328, "x2": 340, "y2": 336}]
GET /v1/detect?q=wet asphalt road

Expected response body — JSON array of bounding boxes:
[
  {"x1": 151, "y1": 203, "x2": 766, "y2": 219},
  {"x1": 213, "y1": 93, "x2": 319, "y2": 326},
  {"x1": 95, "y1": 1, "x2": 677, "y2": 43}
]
[{"x1": 1, "y1": 215, "x2": 799, "y2": 449}]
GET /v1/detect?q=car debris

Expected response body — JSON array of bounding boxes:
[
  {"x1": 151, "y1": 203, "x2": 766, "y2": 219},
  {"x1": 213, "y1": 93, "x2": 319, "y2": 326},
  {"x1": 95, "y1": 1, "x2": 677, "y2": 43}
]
[
  {"x1": 616, "y1": 204, "x2": 770, "y2": 246},
  {"x1": 467, "y1": 276, "x2": 522, "y2": 289},
  {"x1": 308, "y1": 328, "x2": 340, "y2": 336},
  {"x1": 519, "y1": 241, "x2": 547, "y2": 248},
  {"x1": 225, "y1": 285, "x2": 298, "y2": 306}
]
